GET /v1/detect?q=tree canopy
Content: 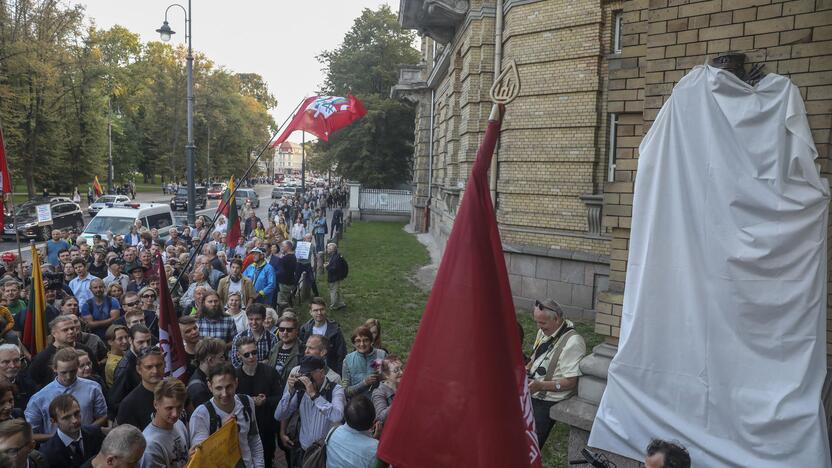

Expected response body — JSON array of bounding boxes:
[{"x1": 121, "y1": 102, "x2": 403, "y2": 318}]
[
  {"x1": 314, "y1": 5, "x2": 420, "y2": 188},
  {"x1": 0, "y1": 0, "x2": 276, "y2": 196}
]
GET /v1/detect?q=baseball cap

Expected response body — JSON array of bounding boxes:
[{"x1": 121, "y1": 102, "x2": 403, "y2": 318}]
[{"x1": 298, "y1": 355, "x2": 325, "y2": 374}]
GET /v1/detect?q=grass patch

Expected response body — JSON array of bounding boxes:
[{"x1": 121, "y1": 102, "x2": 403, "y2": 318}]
[
  {"x1": 317, "y1": 221, "x2": 430, "y2": 357},
  {"x1": 318, "y1": 220, "x2": 604, "y2": 467}
]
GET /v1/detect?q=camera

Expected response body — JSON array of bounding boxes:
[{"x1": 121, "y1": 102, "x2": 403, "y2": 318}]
[
  {"x1": 293, "y1": 374, "x2": 310, "y2": 392},
  {"x1": 43, "y1": 272, "x2": 65, "y2": 291}
]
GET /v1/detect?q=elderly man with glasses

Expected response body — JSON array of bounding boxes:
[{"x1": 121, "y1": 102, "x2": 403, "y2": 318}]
[{"x1": 527, "y1": 298, "x2": 586, "y2": 448}]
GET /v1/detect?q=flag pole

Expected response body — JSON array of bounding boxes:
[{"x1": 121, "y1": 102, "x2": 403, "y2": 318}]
[
  {"x1": 0, "y1": 119, "x2": 23, "y2": 262},
  {"x1": 301, "y1": 131, "x2": 306, "y2": 193},
  {"x1": 170, "y1": 97, "x2": 306, "y2": 294}
]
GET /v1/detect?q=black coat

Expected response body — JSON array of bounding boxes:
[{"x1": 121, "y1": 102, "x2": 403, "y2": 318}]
[
  {"x1": 298, "y1": 318, "x2": 347, "y2": 375},
  {"x1": 40, "y1": 425, "x2": 105, "y2": 468},
  {"x1": 326, "y1": 253, "x2": 348, "y2": 283}
]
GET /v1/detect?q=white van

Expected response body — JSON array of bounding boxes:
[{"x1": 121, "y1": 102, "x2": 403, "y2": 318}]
[{"x1": 80, "y1": 203, "x2": 175, "y2": 242}]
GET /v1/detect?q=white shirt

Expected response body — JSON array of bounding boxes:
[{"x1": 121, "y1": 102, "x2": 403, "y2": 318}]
[
  {"x1": 189, "y1": 396, "x2": 264, "y2": 468},
  {"x1": 313, "y1": 323, "x2": 327, "y2": 336},
  {"x1": 57, "y1": 428, "x2": 84, "y2": 453}
]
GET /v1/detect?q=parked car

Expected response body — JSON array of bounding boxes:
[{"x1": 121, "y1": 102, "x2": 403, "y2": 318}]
[
  {"x1": 80, "y1": 204, "x2": 174, "y2": 243},
  {"x1": 235, "y1": 188, "x2": 260, "y2": 208},
  {"x1": 170, "y1": 186, "x2": 207, "y2": 211},
  {"x1": 3, "y1": 200, "x2": 85, "y2": 241},
  {"x1": 88, "y1": 194, "x2": 131, "y2": 215},
  {"x1": 271, "y1": 187, "x2": 282, "y2": 199},
  {"x1": 207, "y1": 183, "x2": 227, "y2": 200}
]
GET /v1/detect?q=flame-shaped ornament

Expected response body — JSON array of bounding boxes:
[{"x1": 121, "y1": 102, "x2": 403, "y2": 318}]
[{"x1": 490, "y1": 60, "x2": 521, "y2": 105}]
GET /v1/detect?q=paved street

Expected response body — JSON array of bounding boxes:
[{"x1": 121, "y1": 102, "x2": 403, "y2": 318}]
[{"x1": 0, "y1": 184, "x2": 277, "y2": 261}]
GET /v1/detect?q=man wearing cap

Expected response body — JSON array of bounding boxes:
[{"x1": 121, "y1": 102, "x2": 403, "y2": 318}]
[
  {"x1": 274, "y1": 355, "x2": 345, "y2": 465},
  {"x1": 87, "y1": 246, "x2": 108, "y2": 280},
  {"x1": 527, "y1": 298, "x2": 586, "y2": 447},
  {"x1": 125, "y1": 263, "x2": 148, "y2": 293},
  {"x1": 103, "y1": 258, "x2": 129, "y2": 291},
  {"x1": 243, "y1": 247, "x2": 275, "y2": 306}
]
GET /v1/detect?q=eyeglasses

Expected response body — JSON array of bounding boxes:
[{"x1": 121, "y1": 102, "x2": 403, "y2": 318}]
[
  {"x1": 277, "y1": 327, "x2": 295, "y2": 333},
  {"x1": 123, "y1": 301, "x2": 139, "y2": 307},
  {"x1": 241, "y1": 351, "x2": 257, "y2": 358},
  {"x1": 535, "y1": 300, "x2": 559, "y2": 313}
]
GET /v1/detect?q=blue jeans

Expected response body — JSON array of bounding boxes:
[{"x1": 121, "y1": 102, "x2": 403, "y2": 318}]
[{"x1": 314, "y1": 233, "x2": 325, "y2": 252}]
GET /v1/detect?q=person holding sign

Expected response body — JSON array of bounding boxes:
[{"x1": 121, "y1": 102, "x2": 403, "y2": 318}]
[{"x1": 295, "y1": 234, "x2": 319, "y2": 297}]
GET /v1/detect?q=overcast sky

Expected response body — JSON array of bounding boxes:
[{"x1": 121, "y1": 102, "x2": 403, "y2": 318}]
[{"x1": 72, "y1": 0, "x2": 400, "y2": 143}]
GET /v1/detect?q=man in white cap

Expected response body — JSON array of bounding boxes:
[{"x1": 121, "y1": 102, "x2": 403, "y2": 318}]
[{"x1": 242, "y1": 247, "x2": 276, "y2": 306}]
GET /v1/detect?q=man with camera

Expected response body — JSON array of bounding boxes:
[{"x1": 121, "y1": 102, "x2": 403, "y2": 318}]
[
  {"x1": 274, "y1": 355, "x2": 345, "y2": 468},
  {"x1": 527, "y1": 298, "x2": 586, "y2": 447}
]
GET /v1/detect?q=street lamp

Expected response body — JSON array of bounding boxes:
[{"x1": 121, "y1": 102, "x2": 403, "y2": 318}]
[{"x1": 157, "y1": 1, "x2": 196, "y2": 225}]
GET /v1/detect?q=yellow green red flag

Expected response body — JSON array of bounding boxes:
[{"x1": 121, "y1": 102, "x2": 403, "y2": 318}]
[{"x1": 22, "y1": 245, "x2": 47, "y2": 353}]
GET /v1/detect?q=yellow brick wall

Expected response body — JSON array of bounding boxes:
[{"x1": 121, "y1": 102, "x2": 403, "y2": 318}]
[{"x1": 594, "y1": 0, "x2": 832, "y2": 362}]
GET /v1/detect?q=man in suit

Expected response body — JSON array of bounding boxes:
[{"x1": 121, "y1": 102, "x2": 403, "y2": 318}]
[{"x1": 39, "y1": 394, "x2": 105, "y2": 468}]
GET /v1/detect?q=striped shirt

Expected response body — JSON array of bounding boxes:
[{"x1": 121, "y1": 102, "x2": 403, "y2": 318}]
[{"x1": 274, "y1": 378, "x2": 345, "y2": 450}]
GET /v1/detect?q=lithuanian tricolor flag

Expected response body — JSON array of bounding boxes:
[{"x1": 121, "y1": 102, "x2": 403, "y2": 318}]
[
  {"x1": 92, "y1": 176, "x2": 104, "y2": 198},
  {"x1": 22, "y1": 246, "x2": 47, "y2": 353}
]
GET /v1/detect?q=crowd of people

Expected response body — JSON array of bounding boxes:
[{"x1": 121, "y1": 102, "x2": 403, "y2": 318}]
[{"x1": 0, "y1": 177, "x2": 692, "y2": 468}]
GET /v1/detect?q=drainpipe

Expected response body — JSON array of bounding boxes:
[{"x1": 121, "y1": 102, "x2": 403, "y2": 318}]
[
  {"x1": 425, "y1": 88, "x2": 435, "y2": 232},
  {"x1": 490, "y1": 0, "x2": 504, "y2": 206}
]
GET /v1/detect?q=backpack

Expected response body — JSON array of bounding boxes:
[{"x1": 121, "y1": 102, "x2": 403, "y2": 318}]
[
  {"x1": 285, "y1": 379, "x2": 336, "y2": 444},
  {"x1": 341, "y1": 257, "x2": 348, "y2": 279},
  {"x1": 203, "y1": 394, "x2": 258, "y2": 436},
  {"x1": 301, "y1": 426, "x2": 337, "y2": 468}
]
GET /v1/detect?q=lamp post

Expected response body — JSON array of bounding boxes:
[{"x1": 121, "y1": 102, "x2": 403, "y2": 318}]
[{"x1": 157, "y1": 1, "x2": 196, "y2": 225}]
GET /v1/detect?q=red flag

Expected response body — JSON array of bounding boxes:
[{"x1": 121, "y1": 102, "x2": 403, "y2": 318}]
[
  {"x1": 270, "y1": 95, "x2": 366, "y2": 147},
  {"x1": 217, "y1": 176, "x2": 241, "y2": 249},
  {"x1": 0, "y1": 125, "x2": 10, "y2": 232},
  {"x1": 377, "y1": 104, "x2": 541, "y2": 467},
  {"x1": 156, "y1": 253, "x2": 188, "y2": 381}
]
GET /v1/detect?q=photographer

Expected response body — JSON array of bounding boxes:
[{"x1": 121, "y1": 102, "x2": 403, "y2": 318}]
[
  {"x1": 527, "y1": 298, "x2": 586, "y2": 447},
  {"x1": 274, "y1": 355, "x2": 344, "y2": 468}
]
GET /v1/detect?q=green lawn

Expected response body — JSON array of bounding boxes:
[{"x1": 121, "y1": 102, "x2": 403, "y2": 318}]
[{"x1": 315, "y1": 220, "x2": 603, "y2": 467}]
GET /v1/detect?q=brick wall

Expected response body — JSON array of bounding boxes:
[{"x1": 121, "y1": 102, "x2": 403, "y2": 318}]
[{"x1": 595, "y1": 0, "x2": 832, "y2": 358}]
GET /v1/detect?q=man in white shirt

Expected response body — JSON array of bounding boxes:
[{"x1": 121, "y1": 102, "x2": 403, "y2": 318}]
[
  {"x1": 189, "y1": 363, "x2": 264, "y2": 468},
  {"x1": 69, "y1": 259, "x2": 98, "y2": 305}
]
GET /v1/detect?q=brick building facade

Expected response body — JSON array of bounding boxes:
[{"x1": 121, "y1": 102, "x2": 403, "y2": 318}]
[{"x1": 396, "y1": 0, "x2": 831, "y2": 464}]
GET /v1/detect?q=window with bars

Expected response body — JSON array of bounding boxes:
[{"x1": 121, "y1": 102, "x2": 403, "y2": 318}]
[
  {"x1": 613, "y1": 10, "x2": 623, "y2": 54},
  {"x1": 608, "y1": 113, "x2": 619, "y2": 182}
]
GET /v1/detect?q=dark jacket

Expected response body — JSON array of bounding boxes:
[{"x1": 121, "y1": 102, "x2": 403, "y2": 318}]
[
  {"x1": 275, "y1": 254, "x2": 297, "y2": 286},
  {"x1": 40, "y1": 425, "x2": 105, "y2": 468},
  {"x1": 187, "y1": 368, "x2": 211, "y2": 409},
  {"x1": 298, "y1": 318, "x2": 347, "y2": 375},
  {"x1": 326, "y1": 252, "x2": 348, "y2": 283},
  {"x1": 267, "y1": 340, "x2": 302, "y2": 383},
  {"x1": 108, "y1": 350, "x2": 139, "y2": 415}
]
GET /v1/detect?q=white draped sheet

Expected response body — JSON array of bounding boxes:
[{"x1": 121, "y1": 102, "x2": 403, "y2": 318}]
[{"x1": 588, "y1": 65, "x2": 831, "y2": 467}]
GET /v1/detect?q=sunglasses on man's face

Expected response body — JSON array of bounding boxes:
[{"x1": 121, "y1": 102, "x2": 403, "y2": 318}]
[
  {"x1": 277, "y1": 327, "x2": 295, "y2": 333},
  {"x1": 123, "y1": 301, "x2": 139, "y2": 307},
  {"x1": 241, "y1": 351, "x2": 257, "y2": 358}
]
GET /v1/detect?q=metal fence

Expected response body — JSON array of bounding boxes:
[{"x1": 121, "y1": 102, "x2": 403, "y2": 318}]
[{"x1": 359, "y1": 188, "x2": 412, "y2": 213}]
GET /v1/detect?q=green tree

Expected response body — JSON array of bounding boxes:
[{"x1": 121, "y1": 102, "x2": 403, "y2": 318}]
[{"x1": 315, "y1": 5, "x2": 419, "y2": 187}]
